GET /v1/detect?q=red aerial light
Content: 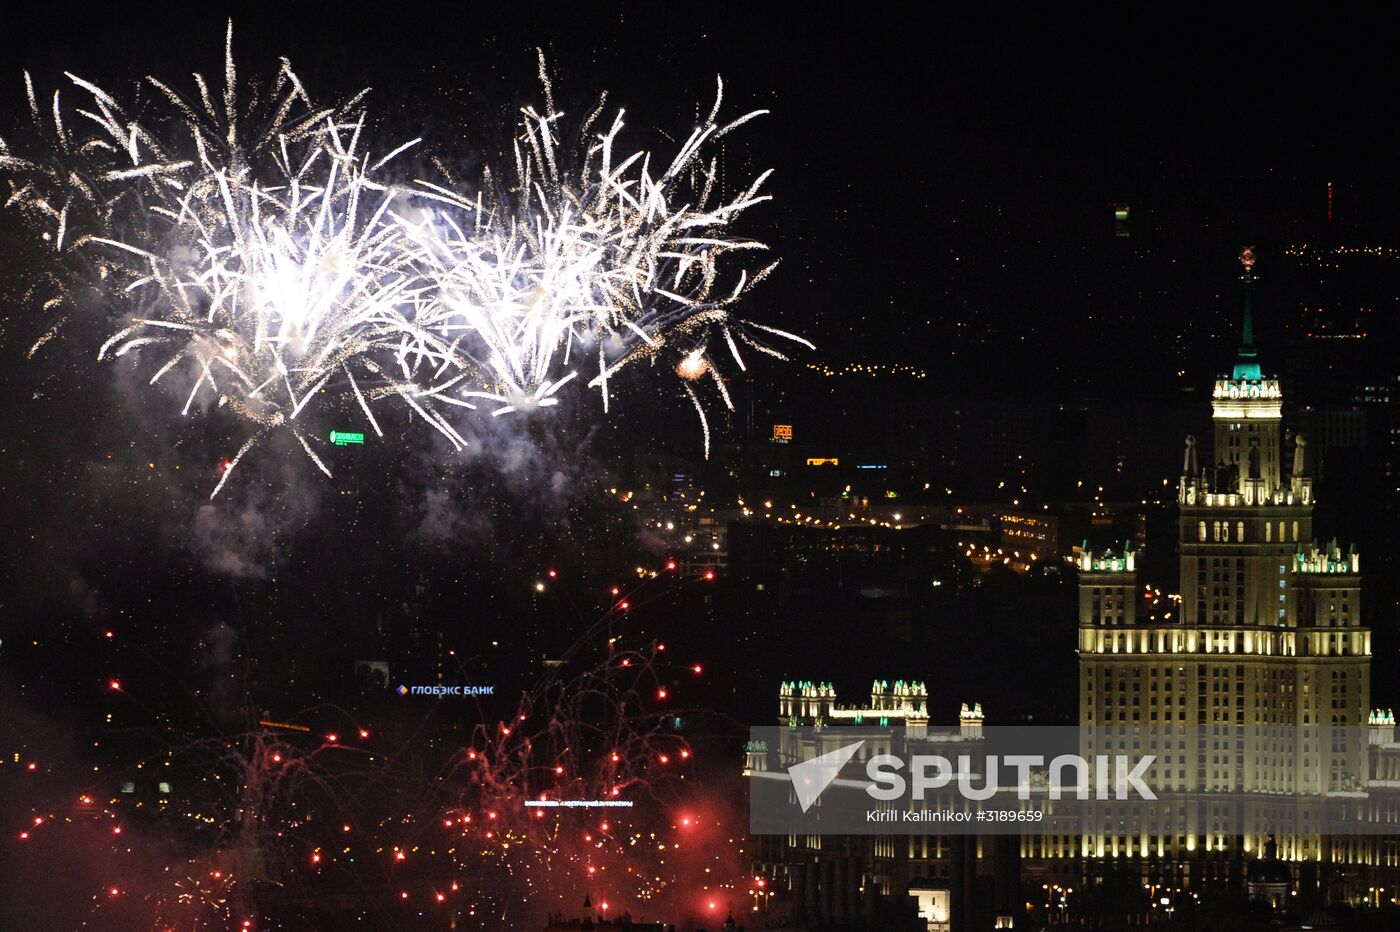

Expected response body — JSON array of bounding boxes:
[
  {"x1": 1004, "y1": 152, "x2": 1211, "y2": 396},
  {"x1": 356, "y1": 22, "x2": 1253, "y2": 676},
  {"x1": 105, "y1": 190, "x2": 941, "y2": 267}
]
[
  {"x1": 657, "y1": 688, "x2": 668, "y2": 700},
  {"x1": 436, "y1": 892, "x2": 446, "y2": 903},
  {"x1": 326, "y1": 733, "x2": 338, "y2": 743},
  {"x1": 554, "y1": 765, "x2": 565, "y2": 775},
  {"x1": 610, "y1": 752, "x2": 620, "y2": 763},
  {"x1": 547, "y1": 568, "x2": 557, "y2": 578},
  {"x1": 108, "y1": 679, "x2": 121, "y2": 691},
  {"x1": 657, "y1": 643, "x2": 666, "y2": 651},
  {"x1": 619, "y1": 601, "x2": 630, "y2": 610},
  {"x1": 311, "y1": 852, "x2": 322, "y2": 864},
  {"x1": 359, "y1": 729, "x2": 370, "y2": 739},
  {"x1": 400, "y1": 891, "x2": 409, "y2": 900},
  {"x1": 704, "y1": 570, "x2": 715, "y2": 581},
  {"x1": 342, "y1": 824, "x2": 352, "y2": 833},
  {"x1": 112, "y1": 826, "x2": 122, "y2": 835},
  {"x1": 691, "y1": 664, "x2": 703, "y2": 674},
  {"x1": 680, "y1": 749, "x2": 690, "y2": 759},
  {"x1": 394, "y1": 850, "x2": 406, "y2": 861},
  {"x1": 104, "y1": 631, "x2": 114, "y2": 639},
  {"x1": 666, "y1": 560, "x2": 677, "y2": 571},
  {"x1": 271, "y1": 753, "x2": 281, "y2": 763},
  {"x1": 620, "y1": 658, "x2": 632, "y2": 667},
  {"x1": 610, "y1": 586, "x2": 620, "y2": 596},
  {"x1": 17, "y1": 832, "x2": 28, "y2": 841},
  {"x1": 658, "y1": 754, "x2": 670, "y2": 764}
]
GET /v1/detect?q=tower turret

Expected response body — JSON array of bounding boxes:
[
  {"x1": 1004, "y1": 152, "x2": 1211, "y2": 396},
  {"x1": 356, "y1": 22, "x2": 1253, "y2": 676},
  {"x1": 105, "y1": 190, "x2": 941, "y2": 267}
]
[
  {"x1": 1291, "y1": 434, "x2": 1314, "y2": 505},
  {"x1": 1179, "y1": 434, "x2": 1203, "y2": 504},
  {"x1": 1234, "y1": 246, "x2": 1261, "y2": 381}
]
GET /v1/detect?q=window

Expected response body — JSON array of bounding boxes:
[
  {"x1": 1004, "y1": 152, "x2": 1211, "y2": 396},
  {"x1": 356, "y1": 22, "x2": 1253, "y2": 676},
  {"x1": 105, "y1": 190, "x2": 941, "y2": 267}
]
[{"x1": 1199, "y1": 521, "x2": 1207, "y2": 542}]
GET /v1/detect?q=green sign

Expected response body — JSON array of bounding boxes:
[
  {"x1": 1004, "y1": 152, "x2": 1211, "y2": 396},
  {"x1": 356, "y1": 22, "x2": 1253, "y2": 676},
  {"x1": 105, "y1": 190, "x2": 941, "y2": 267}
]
[{"x1": 329, "y1": 431, "x2": 365, "y2": 446}]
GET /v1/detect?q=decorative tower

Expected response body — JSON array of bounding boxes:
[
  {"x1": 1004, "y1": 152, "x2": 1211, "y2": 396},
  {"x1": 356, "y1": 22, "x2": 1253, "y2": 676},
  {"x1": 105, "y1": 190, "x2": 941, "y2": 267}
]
[
  {"x1": 1211, "y1": 247, "x2": 1284, "y2": 496},
  {"x1": 959, "y1": 702, "x2": 984, "y2": 740},
  {"x1": 1180, "y1": 250, "x2": 1313, "y2": 629}
]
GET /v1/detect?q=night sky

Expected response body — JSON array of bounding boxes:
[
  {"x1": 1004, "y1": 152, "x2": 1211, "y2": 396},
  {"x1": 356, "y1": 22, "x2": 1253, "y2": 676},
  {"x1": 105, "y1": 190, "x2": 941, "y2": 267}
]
[{"x1": 4, "y1": 4, "x2": 1398, "y2": 366}]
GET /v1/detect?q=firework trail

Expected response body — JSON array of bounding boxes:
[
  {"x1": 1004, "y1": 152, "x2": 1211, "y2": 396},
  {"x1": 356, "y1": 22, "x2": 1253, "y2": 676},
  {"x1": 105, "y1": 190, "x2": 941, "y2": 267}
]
[
  {"x1": 2, "y1": 27, "x2": 808, "y2": 491},
  {"x1": 6, "y1": 567, "x2": 734, "y2": 928}
]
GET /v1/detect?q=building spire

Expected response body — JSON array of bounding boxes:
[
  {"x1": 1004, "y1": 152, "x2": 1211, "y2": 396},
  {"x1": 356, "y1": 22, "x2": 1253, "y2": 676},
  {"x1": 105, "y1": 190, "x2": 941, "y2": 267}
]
[{"x1": 1232, "y1": 247, "x2": 1262, "y2": 381}]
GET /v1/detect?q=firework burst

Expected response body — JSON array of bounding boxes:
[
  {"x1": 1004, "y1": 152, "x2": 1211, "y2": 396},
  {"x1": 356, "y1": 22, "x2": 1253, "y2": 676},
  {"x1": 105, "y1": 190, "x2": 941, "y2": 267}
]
[{"x1": 2, "y1": 26, "x2": 809, "y2": 491}]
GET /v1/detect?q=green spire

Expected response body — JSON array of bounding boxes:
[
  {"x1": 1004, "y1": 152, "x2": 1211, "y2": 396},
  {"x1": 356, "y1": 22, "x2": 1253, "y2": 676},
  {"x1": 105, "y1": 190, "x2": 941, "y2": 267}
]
[{"x1": 1232, "y1": 247, "x2": 1262, "y2": 381}]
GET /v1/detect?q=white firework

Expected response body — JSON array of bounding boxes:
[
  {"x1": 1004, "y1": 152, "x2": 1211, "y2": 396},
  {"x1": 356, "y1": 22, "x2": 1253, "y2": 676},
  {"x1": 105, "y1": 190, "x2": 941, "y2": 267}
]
[
  {"x1": 401, "y1": 54, "x2": 813, "y2": 455},
  {"x1": 2, "y1": 29, "x2": 810, "y2": 489}
]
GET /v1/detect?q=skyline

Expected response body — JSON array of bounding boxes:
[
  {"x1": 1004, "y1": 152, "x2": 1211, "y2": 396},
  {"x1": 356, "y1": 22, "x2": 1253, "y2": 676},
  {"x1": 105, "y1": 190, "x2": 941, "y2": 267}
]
[{"x1": 3, "y1": 6, "x2": 1400, "y2": 929}]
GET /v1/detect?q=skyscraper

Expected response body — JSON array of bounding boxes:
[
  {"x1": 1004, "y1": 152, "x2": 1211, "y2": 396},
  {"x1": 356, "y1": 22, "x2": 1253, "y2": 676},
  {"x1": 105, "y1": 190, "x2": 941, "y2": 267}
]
[{"x1": 1077, "y1": 248, "x2": 1379, "y2": 885}]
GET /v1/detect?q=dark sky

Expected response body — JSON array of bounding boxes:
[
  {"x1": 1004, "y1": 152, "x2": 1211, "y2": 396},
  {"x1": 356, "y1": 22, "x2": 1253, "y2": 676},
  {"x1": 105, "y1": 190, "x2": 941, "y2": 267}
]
[{"x1": 4, "y1": 3, "x2": 1398, "y2": 366}]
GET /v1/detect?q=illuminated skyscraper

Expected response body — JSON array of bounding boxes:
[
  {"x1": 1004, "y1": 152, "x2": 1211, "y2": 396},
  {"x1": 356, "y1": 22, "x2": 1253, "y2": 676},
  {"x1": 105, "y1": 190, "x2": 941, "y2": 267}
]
[{"x1": 1077, "y1": 249, "x2": 1382, "y2": 887}]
